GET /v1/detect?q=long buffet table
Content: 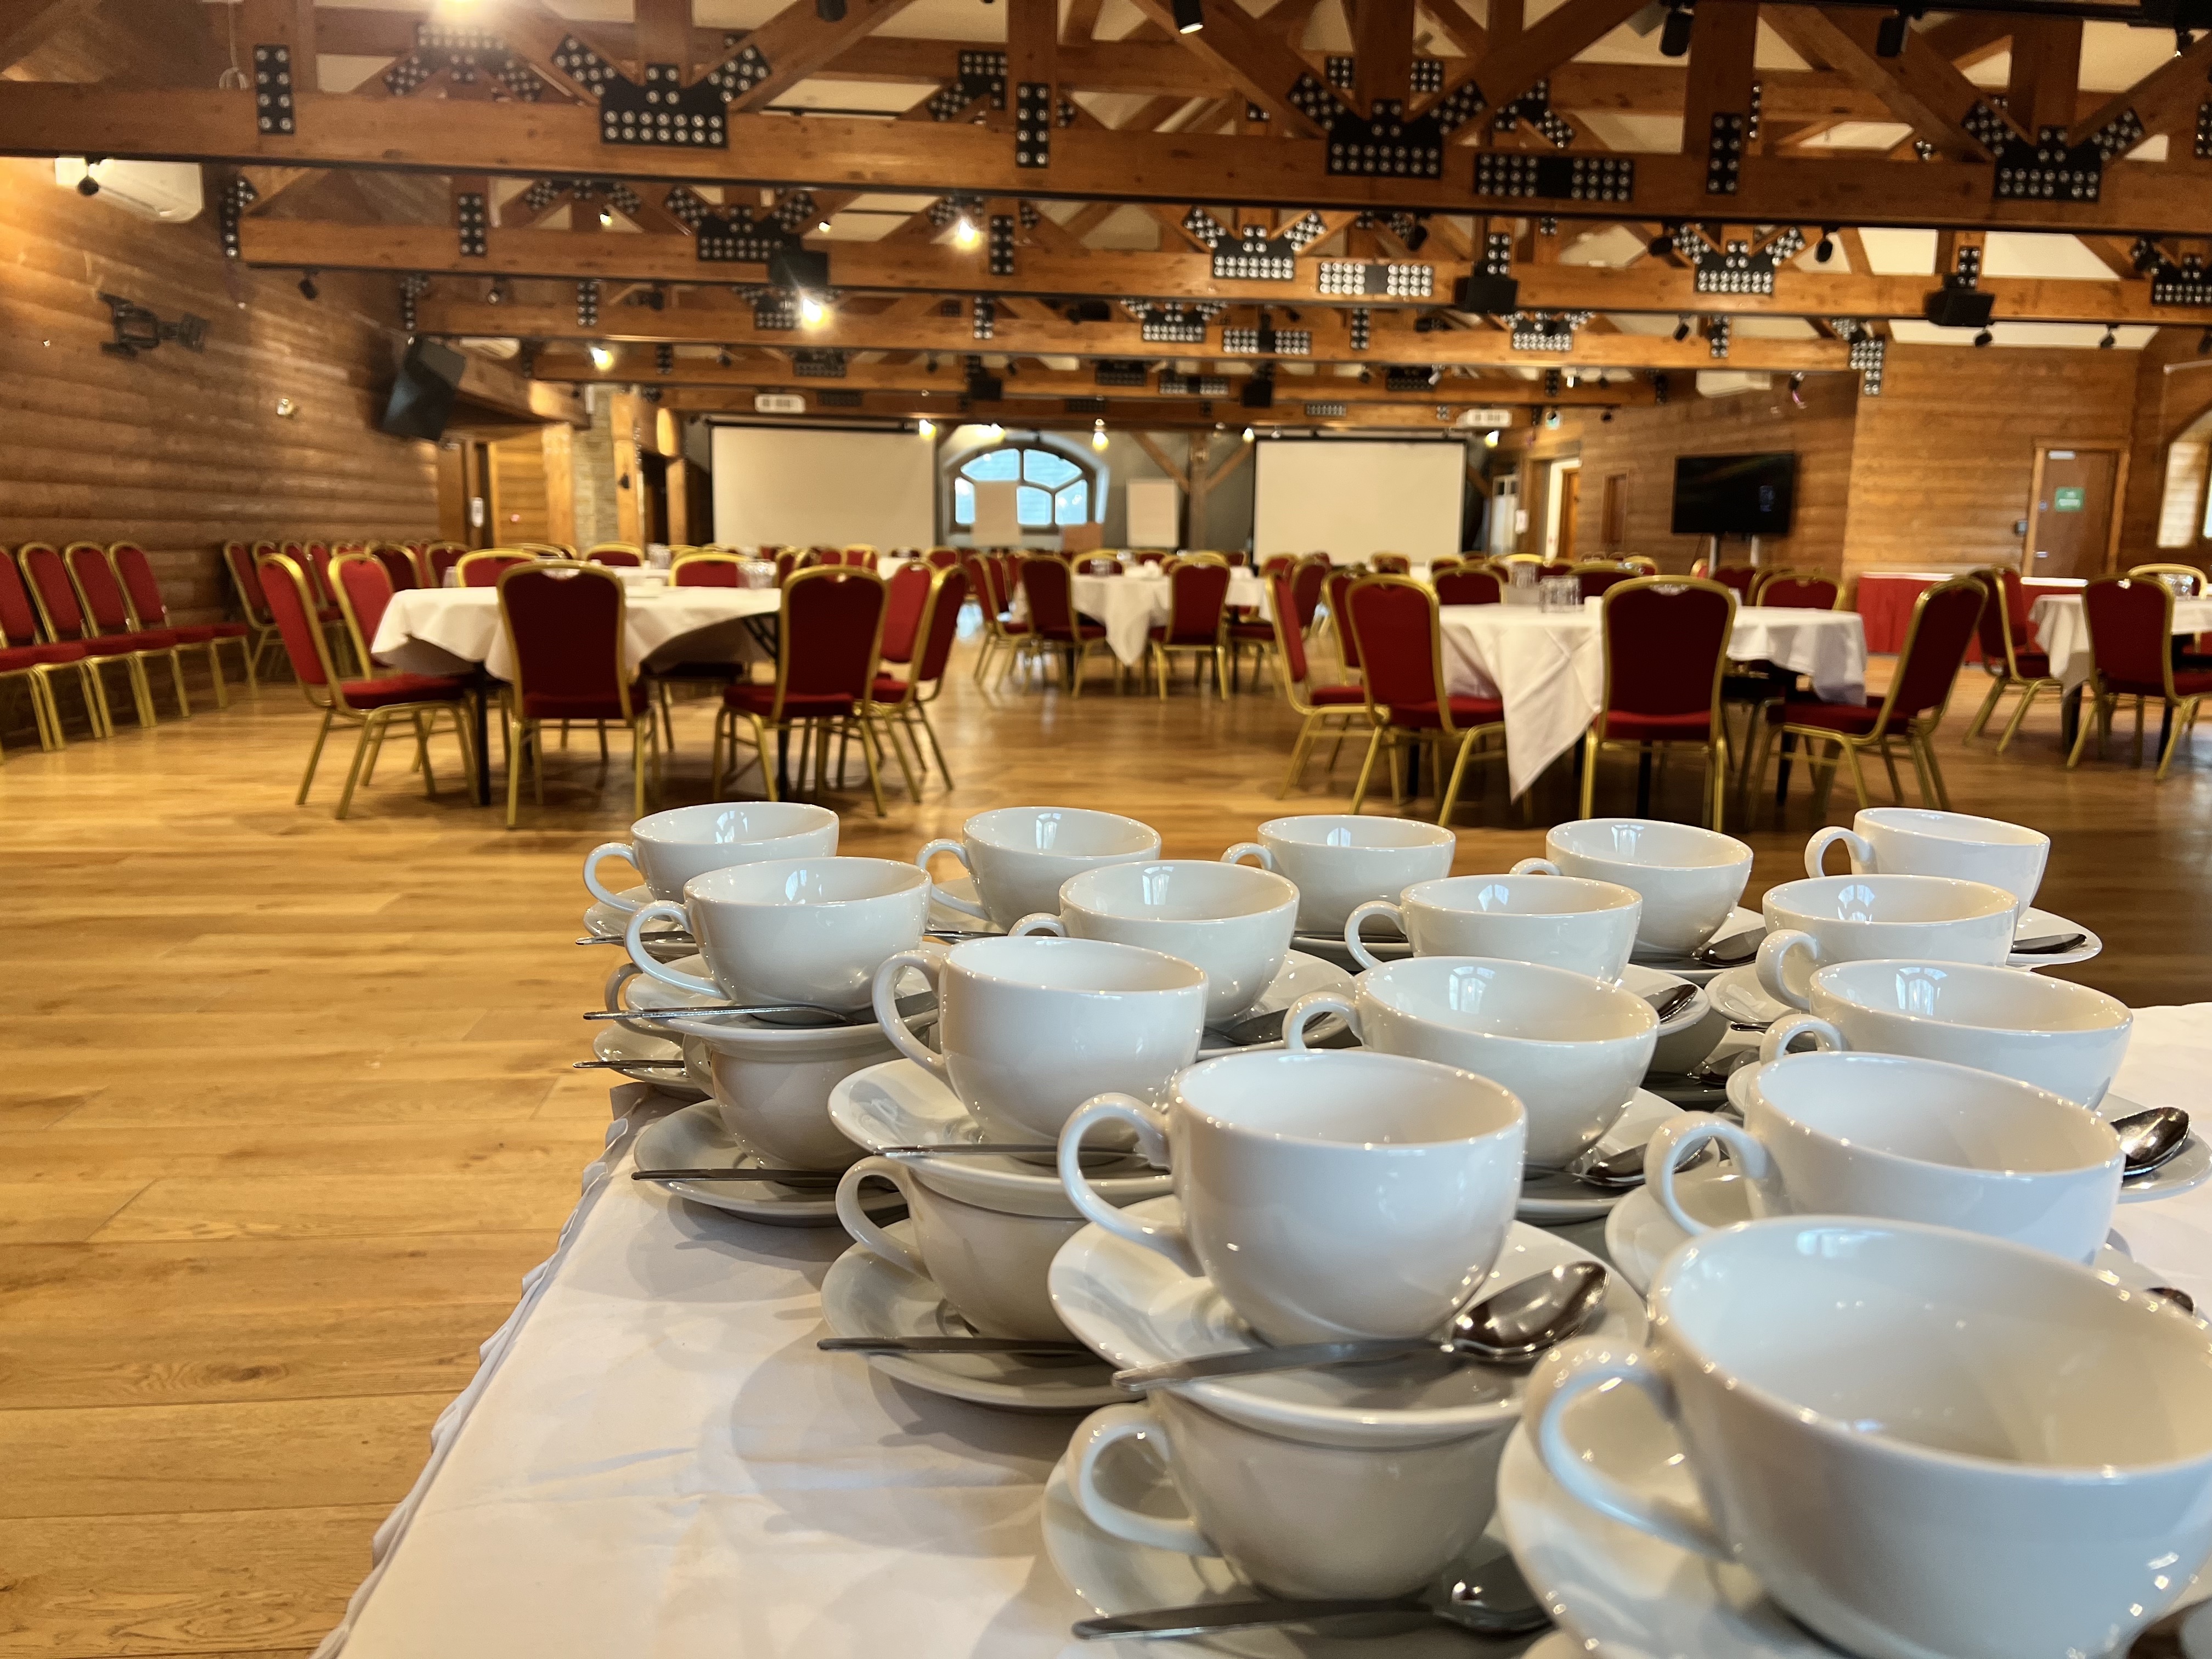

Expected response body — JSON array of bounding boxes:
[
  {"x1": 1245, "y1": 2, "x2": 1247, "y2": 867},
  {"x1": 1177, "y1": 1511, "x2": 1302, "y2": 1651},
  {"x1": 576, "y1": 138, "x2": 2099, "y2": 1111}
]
[{"x1": 312, "y1": 1008, "x2": 2212, "y2": 1659}]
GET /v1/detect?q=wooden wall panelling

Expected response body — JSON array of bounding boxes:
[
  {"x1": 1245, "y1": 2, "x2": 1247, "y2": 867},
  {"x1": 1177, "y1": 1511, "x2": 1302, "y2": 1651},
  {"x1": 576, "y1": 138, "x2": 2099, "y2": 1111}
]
[
  {"x1": 0, "y1": 160, "x2": 440, "y2": 622},
  {"x1": 541, "y1": 422, "x2": 576, "y2": 548},
  {"x1": 488, "y1": 432, "x2": 551, "y2": 544},
  {"x1": 2118, "y1": 329, "x2": 2212, "y2": 566}
]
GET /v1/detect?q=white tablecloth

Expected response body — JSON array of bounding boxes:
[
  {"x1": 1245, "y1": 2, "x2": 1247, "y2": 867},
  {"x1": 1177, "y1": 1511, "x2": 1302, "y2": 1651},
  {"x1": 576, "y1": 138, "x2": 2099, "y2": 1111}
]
[
  {"x1": 1438, "y1": 604, "x2": 1867, "y2": 796},
  {"x1": 314, "y1": 1009, "x2": 2212, "y2": 1657},
  {"x1": 373, "y1": 588, "x2": 781, "y2": 683},
  {"x1": 1063, "y1": 572, "x2": 1269, "y2": 666},
  {"x1": 2029, "y1": 593, "x2": 2212, "y2": 690}
]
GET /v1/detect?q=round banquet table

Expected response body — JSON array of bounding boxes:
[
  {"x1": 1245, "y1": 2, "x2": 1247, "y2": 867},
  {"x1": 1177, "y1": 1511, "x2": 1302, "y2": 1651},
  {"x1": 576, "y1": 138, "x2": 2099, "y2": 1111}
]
[
  {"x1": 2028, "y1": 592, "x2": 2212, "y2": 690},
  {"x1": 1032, "y1": 571, "x2": 1270, "y2": 666},
  {"x1": 372, "y1": 586, "x2": 782, "y2": 683},
  {"x1": 1439, "y1": 602, "x2": 1867, "y2": 797}
]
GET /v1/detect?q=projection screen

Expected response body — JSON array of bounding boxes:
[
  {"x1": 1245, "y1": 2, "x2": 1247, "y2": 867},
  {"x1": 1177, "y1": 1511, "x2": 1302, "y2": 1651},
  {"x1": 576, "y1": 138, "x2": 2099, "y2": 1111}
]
[
  {"x1": 1252, "y1": 438, "x2": 1467, "y2": 563},
  {"x1": 712, "y1": 427, "x2": 936, "y2": 548}
]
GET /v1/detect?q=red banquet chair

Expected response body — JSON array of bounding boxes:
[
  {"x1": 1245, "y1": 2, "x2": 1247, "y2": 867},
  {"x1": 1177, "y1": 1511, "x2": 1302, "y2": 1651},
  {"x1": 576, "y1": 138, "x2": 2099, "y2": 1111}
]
[
  {"x1": 923, "y1": 548, "x2": 962, "y2": 570},
  {"x1": 425, "y1": 541, "x2": 470, "y2": 586},
  {"x1": 1582, "y1": 577, "x2": 1736, "y2": 828},
  {"x1": 368, "y1": 543, "x2": 424, "y2": 594},
  {"x1": 1344, "y1": 574, "x2": 1507, "y2": 825},
  {"x1": 1435, "y1": 567, "x2": 1504, "y2": 606},
  {"x1": 1267, "y1": 570, "x2": 1368, "y2": 795},
  {"x1": 713, "y1": 565, "x2": 895, "y2": 815},
  {"x1": 1150, "y1": 558, "x2": 1233, "y2": 697},
  {"x1": 19, "y1": 541, "x2": 180, "y2": 729},
  {"x1": 1748, "y1": 575, "x2": 1983, "y2": 817},
  {"x1": 222, "y1": 541, "x2": 285, "y2": 684},
  {"x1": 671, "y1": 552, "x2": 744, "y2": 588},
  {"x1": 459, "y1": 550, "x2": 535, "y2": 588},
  {"x1": 1573, "y1": 563, "x2": 1643, "y2": 601},
  {"x1": 0, "y1": 548, "x2": 101, "y2": 749},
  {"x1": 1020, "y1": 555, "x2": 1111, "y2": 696},
  {"x1": 1963, "y1": 567, "x2": 2063, "y2": 754},
  {"x1": 1289, "y1": 555, "x2": 1330, "y2": 634},
  {"x1": 1751, "y1": 570, "x2": 1841, "y2": 610},
  {"x1": 111, "y1": 541, "x2": 256, "y2": 706},
  {"x1": 1323, "y1": 567, "x2": 1365, "y2": 682},
  {"x1": 259, "y1": 552, "x2": 476, "y2": 819},
  {"x1": 330, "y1": 551, "x2": 397, "y2": 672},
  {"x1": 868, "y1": 564, "x2": 969, "y2": 794},
  {"x1": 65, "y1": 539, "x2": 194, "y2": 720},
  {"x1": 498, "y1": 562, "x2": 658, "y2": 827},
  {"x1": 1370, "y1": 553, "x2": 1413, "y2": 575},
  {"x1": 585, "y1": 543, "x2": 645, "y2": 568},
  {"x1": 1076, "y1": 556, "x2": 1124, "y2": 576},
  {"x1": 964, "y1": 553, "x2": 1029, "y2": 686},
  {"x1": 1710, "y1": 565, "x2": 1761, "y2": 601},
  {"x1": 2067, "y1": 575, "x2": 2212, "y2": 781}
]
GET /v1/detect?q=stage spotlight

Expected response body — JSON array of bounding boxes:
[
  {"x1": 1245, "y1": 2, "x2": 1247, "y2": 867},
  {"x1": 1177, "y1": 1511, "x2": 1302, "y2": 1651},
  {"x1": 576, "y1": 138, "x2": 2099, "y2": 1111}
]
[
  {"x1": 589, "y1": 343, "x2": 617, "y2": 371},
  {"x1": 1815, "y1": 225, "x2": 1837, "y2": 263},
  {"x1": 1659, "y1": 2, "x2": 1694, "y2": 58},
  {"x1": 297, "y1": 271, "x2": 319, "y2": 301},
  {"x1": 1876, "y1": 8, "x2": 1909, "y2": 55},
  {"x1": 1601, "y1": 410, "x2": 1613, "y2": 422},
  {"x1": 816, "y1": 0, "x2": 846, "y2": 19},
  {"x1": 800, "y1": 291, "x2": 827, "y2": 325},
  {"x1": 598, "y1": 205, "x2": 614, "y2": 228},
  {"x1": 1788, "y1": 371, "x2": 1804, "y2": 405},
  {"x1": 1672, "y1": 315, "x2": 1691, "y2": 342},
  {"x1": 2100, "y1": 324, "x2": 2117, "y2": 348},
  {"x1": 1973, "y1": 328, "x2": 1993, "y2": 347},
  {"x1": 953, "y1": 216, "x2": 979, "y2": 248},
  {"x1": 1648, "y1": 223, "x2": 1674, "y2": 257},
  {"x1": 917, "y1": 417, "x2": 936, "y2": 438},
  {"x1": 1172, "y1": 0, "x2": 1205, "y2": 32}
]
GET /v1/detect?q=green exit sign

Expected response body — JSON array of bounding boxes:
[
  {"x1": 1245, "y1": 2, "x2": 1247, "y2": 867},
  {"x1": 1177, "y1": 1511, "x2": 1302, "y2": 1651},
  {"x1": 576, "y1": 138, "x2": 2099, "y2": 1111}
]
[{"x1": 2053, "y1": 486, "x2": 2086, "y2": 512}]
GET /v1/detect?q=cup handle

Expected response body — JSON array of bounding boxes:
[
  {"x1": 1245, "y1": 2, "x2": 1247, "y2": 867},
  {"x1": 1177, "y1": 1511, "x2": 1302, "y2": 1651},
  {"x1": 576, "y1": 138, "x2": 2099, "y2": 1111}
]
[
  {"x1": 1509, "y1": 857, "x2": 1561, "y2": 876},
  {"x1": 1803, "y1": 827, "x2": 1874, "y2": 881},
  {"x1": 1760, "y1": 1013, "x2": 1847, "y2": 1063},
  {"x1": 1282, "y1": 990, "x2": 1363, "y2": 1052},
  {"x1": 627, "y1": 902, "x2": 719, "y2": 996},
  {"x1": 1645, "y1": 1113, "x2": 1775, "y2": 1238},
  {"x1": 1524, "y1": 1339, "x2": 1728, "y2": 1560},
  {"x1": 916, "y1": 838, "x2": 987, "y2": 919},
  {"x1": 1219, "y1": 842, "x2": 1273, "y2": 871},
  {"x1": 834, "y1": 1157, "x2": 926, "y2": 1276},
  {"x1": 871, "y1": 951, "x2": 948, "y2": 1081},
  {"x1": 1071, "y1": 1404, "x2": 1214, "y2": 1557},
  {"x1": 583, "y1": 841, "x2": 645, "y2": 911},
  {"x1": 1008, "y1": 913, "x2": 1068, "y2": 938},
  {"x1": 1058, "y1": 1094, "x2": 1196, "y2": 1276},
  {"x1": 1342, "y1": 900, "x2": 1403, "y2": 972},
  {"x1": 1753, "y1": 929, "x2": 1819, "y2": 1012}
]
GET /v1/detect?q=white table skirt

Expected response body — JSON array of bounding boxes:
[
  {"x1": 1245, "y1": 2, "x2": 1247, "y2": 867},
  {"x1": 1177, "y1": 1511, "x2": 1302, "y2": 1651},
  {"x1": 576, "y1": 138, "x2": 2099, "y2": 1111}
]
[
  {"x1": 2029, "y1": 593, "x2": 2212, "y2": 690},
  {"x1": 316, "y1": 1009, "x2": 2212, "y2": 1658},
  {"x1": 1437, "y1": 604, "x2": 1867, "y2": 797},
  {"x1": 1020, "y1": 572, "x2": 1269, "y2": 667},
  {"x1": 373, "y1": 588, "x2": 781, "y2": 683}
]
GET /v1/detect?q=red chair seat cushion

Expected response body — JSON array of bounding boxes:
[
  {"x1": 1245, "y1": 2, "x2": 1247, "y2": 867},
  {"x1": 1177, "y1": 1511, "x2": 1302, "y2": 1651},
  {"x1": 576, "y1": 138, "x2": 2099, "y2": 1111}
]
[
  {"x1": 8, "y1": 641, "x2": 88, "y2": 666},
  {"x1": 1228, "y1": 620, "x2": 1275, "y2": 641},
  {"x1": 2012, "y1": 650, "x2": 2051, "y2": 679},
  {"x1": 317, "y1": 606, "x2": 343, "y2": 624},
  {"x1": 1602, "y1": 709, "x2": 1713, "y2": 742},
  {"x1": 80, "y1": 636, "x2": 142, "y2": 659},
  {"x1": 1148, "y1": 625, "x2": 1214, "y2": 645},
  {"x1": 654, "y1": 660, "x2": 741, "y2": 681},
  {"x1": 116, "y1": 628, "x2": 178, "y2": 650},
  {"x1": 1385, "y1": 695, "x2": 1505, "y2": 730},
  {"x1": 723, "y1": 682, "x2": 857, "y2": 719},
  {"x1": 871, "y1": 674, "x2": 911, "y2": 704},
  {"x1": 1770, "y1": 696, "x2": 1883, "y2": 735},
  {"x1": 165, "y1": 624, "x2": 219, "y2": 645},
  {"x1": 2104, "y1": 670, "x2": 2212, "y2": 699},
  {"x1": 341, "y1": 673, "x2": 470, "y2": 710},
  {"x1": 1310, "y1": 683, "x2": 1365, "y2": 706},
  {"x1": 208, "y1": 620, "x2": 251, "y2": 639},
  {"x1": 520, "y1": 681, "x2": 649, "y2": 721},
  {"x1": 997, "y1": 616, "x2": 1030, "y2": 636}
]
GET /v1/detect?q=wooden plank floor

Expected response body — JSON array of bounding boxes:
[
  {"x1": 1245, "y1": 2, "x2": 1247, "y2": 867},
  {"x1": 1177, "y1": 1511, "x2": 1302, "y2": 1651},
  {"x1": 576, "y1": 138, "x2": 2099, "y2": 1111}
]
[{"x1": 2, "y1": 633, "x2": 2208, "y2": 1657}]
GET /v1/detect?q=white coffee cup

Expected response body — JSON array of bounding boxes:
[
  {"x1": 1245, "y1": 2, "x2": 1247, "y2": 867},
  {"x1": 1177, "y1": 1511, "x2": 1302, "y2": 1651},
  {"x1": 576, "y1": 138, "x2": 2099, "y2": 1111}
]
[
  {"x1": 872, "y1": 935, "x2": 1206, "y2": 1144},
  {"x1": 625, "y1": 857, "x2": 932, "y2": 1011},
  {"x1": 1647, "y1": 1049, "x2": 2123, "y2": 1263},
  {"x1": 1010, "y1": 860, "x2": 1297, "y2": 1024},
  {"x1": 1805, "y1": 808, "x2": 2049, "y2": 921},
  {"x1": 918, "y1": 806, "x2": 1160, "y2": 929},
  {"x1": 1221, "y1": 814, "x2": 1455, "y2": 933},
  {"x1": 1344, "y1": 872, "x2": 1642, "y2": 980},
  {"x1": 1072, "y1": 1392, "x2": 1506, "y2": 1601},
  {"x1": 1759, "y1": 960, "x2": 2131, "y2": 1109},
  {"x1": 694, "y1": 1020, "x2": 899, "y2": 1171},
  {"x1": 1526, "y1": 1217, "x2": 2212, "y2": 1659},
  {"x1": 835, "y1": 1156, "x2": 1085, "y2": 1339},
  {"x1": 1058, "y1": 1049, "x2": 1525, "y2": 1345},
  {"x1": 583, "y1": 800, "x2": 839, "y2": 911},
  {"x1": 1523, "y1": 817, "x2": 1752, "y2": 955},
  {"x1": 1280, "y1": 958, "x2": 1656, "y2": 1170},
  {"x1": 1757, "y1": 873, "x2": 2017, "y2": 1011}
]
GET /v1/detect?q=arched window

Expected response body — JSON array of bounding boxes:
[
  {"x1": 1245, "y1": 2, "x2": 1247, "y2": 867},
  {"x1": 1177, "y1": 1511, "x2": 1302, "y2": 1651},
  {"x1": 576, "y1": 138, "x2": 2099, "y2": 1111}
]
[{"x1": 951, "y1": 443, "x2": 1095, "y2": 529}]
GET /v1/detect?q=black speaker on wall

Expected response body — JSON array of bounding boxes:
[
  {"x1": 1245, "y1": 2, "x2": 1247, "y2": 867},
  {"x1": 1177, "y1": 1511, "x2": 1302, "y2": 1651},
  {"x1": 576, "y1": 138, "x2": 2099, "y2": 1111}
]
[{"x1": 377, "y1": 338, "x2": 467, "y2": 441}]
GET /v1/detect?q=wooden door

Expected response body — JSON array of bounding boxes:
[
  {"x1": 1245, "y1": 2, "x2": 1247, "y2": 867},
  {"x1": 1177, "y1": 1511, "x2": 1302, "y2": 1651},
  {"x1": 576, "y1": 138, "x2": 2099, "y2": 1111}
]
[
  {"x1": 2028, "y1": 446, "x2": 2121, "y2": 578},
  {"x1": 1556, "y1": 469, "x2": 1580, "y2": 562}
]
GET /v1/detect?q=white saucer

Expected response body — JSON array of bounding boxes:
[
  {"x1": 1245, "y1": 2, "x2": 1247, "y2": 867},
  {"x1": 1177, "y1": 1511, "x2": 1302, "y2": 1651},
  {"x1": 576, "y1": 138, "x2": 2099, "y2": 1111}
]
[
  {"x1": 583, "y1": 881, "x2": 653, "y2": 940},
  {"x1": 2011, "y1": 905, "x2": 2102, "y2": 970},
  {"x1": 592, "y1": 1024, "x2": 705, "y2": 1091},
  {"x1": 1199, "y1": 950, "x2": 1358, "y2": 1053},
  {"x1": 1516, "y1": 1091, "x2": 1682, "y2": 1223},
  {"x1": 1705, "y1": 963, "x2": 1792, "y2": 1028},
  {"x1": 930, "y1": 874, "x2": 1005, "y2": 936},
  {"x1": 2103, "y1": 1091, "x2": 2212, "y2": 1203},
  {"x1": 1050, "y1": 1209, "x2": 1645, "y2": 1448},
  {"x1": 1628, "y1": 906, "x2": 1760, "y2": 984},
  {"x1": 827, "y1": 1057, "x2": 1172, "y2": 1216},
  {"x1": 631, "y1": 956, "x2": 931, "y2": 1048},
  {"x1": 1291, "y1": 926, "x2": 1406, "y2": 973},
  {"x1": 1617, "y1": 962, "x2": 1709, "y2": 1038},
  {"x1": 631, "y1": 1098, "x2": 891, "y2": 1227},
  {"x1": 1603, "y1": 1161, "x2": 2171, "y2": 1298},
  {"x1": 819, "y1": 1227, "x2": 1120, "y2": 1412},
  {"x1": 1043, "y1": 1438, "x2": 1545, "y2": 1658}
]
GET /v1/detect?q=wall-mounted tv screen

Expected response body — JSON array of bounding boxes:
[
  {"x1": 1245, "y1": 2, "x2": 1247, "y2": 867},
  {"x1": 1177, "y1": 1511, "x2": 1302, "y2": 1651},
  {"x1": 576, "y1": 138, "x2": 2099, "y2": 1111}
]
[{"x1": 1671, "y1": 452, "x2": 1797, "y2": 536}]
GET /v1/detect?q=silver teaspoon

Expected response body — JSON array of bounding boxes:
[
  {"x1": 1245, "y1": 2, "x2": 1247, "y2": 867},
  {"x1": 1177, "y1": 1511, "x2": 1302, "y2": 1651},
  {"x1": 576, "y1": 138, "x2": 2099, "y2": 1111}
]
[
  {"x1": 1690, "y1": 929, "x2": 1760, "y2": 967},
  {"x1": 1111, "y1": 1262, "x2": 1607, "y2": 1391},
  {"x1": 1644, "y1": 981, "x2": 1699, "y2": 1022},
  {"x1": 2115, "y1": 1107, "x2": 2191, "y2": 1178},
  {"x1": 1073, "y1": 1554, "x2": 1550, "y2": 1642}
]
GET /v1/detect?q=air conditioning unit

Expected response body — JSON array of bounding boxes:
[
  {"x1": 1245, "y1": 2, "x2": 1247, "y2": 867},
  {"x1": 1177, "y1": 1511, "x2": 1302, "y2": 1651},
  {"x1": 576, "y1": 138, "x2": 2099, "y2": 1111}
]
[
  {"x1": 1452, "y1": 407, "x2": 1517, "y2": 429},
  {"x1": 754, "y1": 393, "x2": 805, "y2": 414},
  {"x1": 55, "y1": 158, "x2": 204, "y2": 222},
  {"x1": 1696, "y1": 370, "x2": 1773, "y2": 398}
]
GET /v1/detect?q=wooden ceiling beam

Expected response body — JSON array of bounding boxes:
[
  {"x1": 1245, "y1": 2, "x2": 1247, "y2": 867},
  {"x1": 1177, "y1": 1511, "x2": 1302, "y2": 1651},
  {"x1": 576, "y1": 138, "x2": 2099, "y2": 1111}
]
[
  {"x1": 2067, "y1": 28, "x2": 2212, "y2": 146},
  {"x1": 0, "y1": 0, "x2": 97, "y2": 73},
  {"x1": 721, "y1": 0, "x2": 927, "y2": 112},
  {"x1": 1120, "y1": 0, "x2": 1342, "y2": 135}
]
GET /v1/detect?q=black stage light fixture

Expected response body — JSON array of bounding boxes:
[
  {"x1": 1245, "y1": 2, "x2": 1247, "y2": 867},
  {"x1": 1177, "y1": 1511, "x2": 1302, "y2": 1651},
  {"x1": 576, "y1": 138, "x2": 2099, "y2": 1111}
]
[
  {"x1": 1876, "y1": 9, "x2": 1907, "y2": 54},
  {"x1": 967, "y1": 368, "x2": 1003, "y2": 400},
  {"x1": 1921, "y1": 286, "x2": 1994, "y2": 329},
  {"x1": 298, "y1": 270, "x2": 319, "y2": 301},
  {"x1": 1452, "y1": 272, "x2": 1520, "y2": 314},
  {"x1": 2198, "y1": 329, "x2": 2212, "y2": 352},
  {"x1": 1601, "y1": 409, "x2": 1613, "y2": 422},
  {"x1": 1649, "y1": 223, "x2": 1674, "y2": 257},
  {"x1": 1973, "y1": 329, "x2": 1994, "y2": 347},
  {"x1": 768, "y1": 247, "x2": 832, "y2": 294},
  {"x1": 77, "y1": 171, "x2": 100, "y2": 197},
  {"x1": 816, "y1": 0, "x2": 846, "y2": 18},
  {"x1": 1815, "y1": 225, "x2": 1837, "y2": 263},
  {"x1": 2100, "y1": 324, "x2": 2118, "y2": 348},
  {"x1": 1065, "y1": 299, "x2": 1113, "y2": 323},
  {"x1": 1240, "y1": 374, "x2": 1275, "y2": 410},
  {"x1": 1172, "y1": 0, "x2": 1205, "y2": 32},
  {"x1": 1403, "y1": 215, "x2": 1431, "y2": 252},
  {"x1": 1672, "y1": 315, "x2": 1692, "y2": 342},
  {"x1": 1659, "y1": 2, "x2": 1694, "y2": 58}
]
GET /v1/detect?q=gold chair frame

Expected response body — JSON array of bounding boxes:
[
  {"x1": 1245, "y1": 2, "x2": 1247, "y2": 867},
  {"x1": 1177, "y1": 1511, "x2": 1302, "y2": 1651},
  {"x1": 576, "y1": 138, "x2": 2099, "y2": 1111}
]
[
  {"x1": 109, "y1": 542, "x2": 255, "y2": 709},
  {"x1": 495, "y1": 561, "x2": 660, "y2": 828},
  {"x1": 20, "y1": 543, "x2": 158, "y2": 730},
  {"x1": 865, "y1": 563, "x2": 964, "y2": 795},
  {"x1": 1020, "y1": 554, "x2": 1114, "y2": 697},
  {"x1": 457, "y1": 549, "x2": 539, "y2": 588},
  {"x1": 2126, "y1": 562, "x2": 2208, "y2": 595},
  {"x1": 1745, "y1": 574, "x2": 1980, "y2": 819},
  {"x1": 1748, "y1": 567, "x2": 1844, "y2": 607},
  {"x1": 1342, "y1": 573, "x2": 1508, "y2": 826},
  {"x1": 222, "y1": 540, "x2": 287, "y2": 685},
  {"x1": 1148, "y1": 561, "x2": 1232, "y2": 699},
  {"x1": 1268, "y1": 578, "x2": 1365, "y2": 797},
  {"x1": 64, "y1": 539, "x2": 192, "y2": 723},
  {"x1": 1581, "y1": 576, "x2": 1736, "y2": 829},
  {"x1": 1962, "y1": 567, "x2": 2065, "y2": 754},
  {"x1": 2066, "y1": 575, "x2": 2207, "y2": 781}
]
